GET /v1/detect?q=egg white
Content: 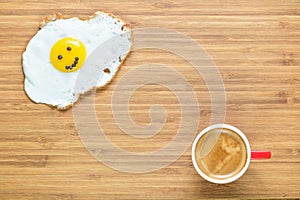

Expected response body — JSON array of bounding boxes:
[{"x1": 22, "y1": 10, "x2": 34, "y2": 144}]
[{"x1": 23, "y1": 11, "x2": 132, "y2": 109}]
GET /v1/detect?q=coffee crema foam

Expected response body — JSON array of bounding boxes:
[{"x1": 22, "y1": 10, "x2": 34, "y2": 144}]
[{"x1": 195, "y1": 128, "x2": 247, "y2": 180}]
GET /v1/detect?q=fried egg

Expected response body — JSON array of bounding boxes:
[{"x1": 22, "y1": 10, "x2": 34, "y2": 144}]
[{"x1": 22, "y1": 11, "x2": 132, "y2": 110}]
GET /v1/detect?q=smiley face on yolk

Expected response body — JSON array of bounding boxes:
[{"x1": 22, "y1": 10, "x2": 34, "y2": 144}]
[{"x1": 50, "y1": 37, "x2": 86, "y2": 73}]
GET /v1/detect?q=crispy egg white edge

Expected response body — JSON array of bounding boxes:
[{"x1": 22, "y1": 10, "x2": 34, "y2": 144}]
[{"x1": 22, "y1": 11, "x2": 132, "y2": 109}]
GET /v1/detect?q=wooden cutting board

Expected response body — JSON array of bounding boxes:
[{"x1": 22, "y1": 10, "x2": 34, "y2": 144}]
[{"x1": 0, "y1": 0, "x2": 299, "y2": 199}]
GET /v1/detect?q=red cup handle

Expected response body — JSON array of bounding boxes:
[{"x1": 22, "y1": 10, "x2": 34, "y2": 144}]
[{"x1": 251, "y1": 151, "x2": 271, "y2": 159}]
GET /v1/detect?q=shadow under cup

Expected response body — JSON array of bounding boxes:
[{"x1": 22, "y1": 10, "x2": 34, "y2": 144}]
[{"x1": 192, "y1": 124, "x2": 251, "y2": 184}]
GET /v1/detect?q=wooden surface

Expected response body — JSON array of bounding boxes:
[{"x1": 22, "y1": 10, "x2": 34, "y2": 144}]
[{"x1": 1, "y1": 0, "x2": 300, "y2": 199}]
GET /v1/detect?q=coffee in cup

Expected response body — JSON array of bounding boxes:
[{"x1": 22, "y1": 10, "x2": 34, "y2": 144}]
[{"x1": 192, "y1": 124, "x2": 271, "y2": 184}]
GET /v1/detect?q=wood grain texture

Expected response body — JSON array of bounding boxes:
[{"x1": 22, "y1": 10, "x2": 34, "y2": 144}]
[{"x1": 0, "y1": 0, "x2": 300, "y2": 199}]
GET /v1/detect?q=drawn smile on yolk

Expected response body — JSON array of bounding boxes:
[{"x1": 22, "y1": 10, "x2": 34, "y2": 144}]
[{"x1": 50, "y1": 37, "x2": 86, "y2": 73}]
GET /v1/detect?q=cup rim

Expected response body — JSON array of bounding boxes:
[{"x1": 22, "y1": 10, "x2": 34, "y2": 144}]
[{"x1": 191, "y1": 124, "x2": 251, "y2": 184}]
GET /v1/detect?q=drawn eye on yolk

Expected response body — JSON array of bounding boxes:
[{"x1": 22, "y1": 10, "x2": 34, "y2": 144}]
[{"x1": 50, "y1": 37, "x2": 86, "y2": 73}]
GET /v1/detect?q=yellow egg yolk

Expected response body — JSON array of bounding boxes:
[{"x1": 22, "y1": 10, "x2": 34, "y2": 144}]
[{"x1": 50, "y1": 37, "x2": 86, "y2": 73}]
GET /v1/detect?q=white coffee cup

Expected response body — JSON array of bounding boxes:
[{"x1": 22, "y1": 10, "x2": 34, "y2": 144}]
[{"x1": 191, "y1": 124, "x2": 271, "y2": 184}]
